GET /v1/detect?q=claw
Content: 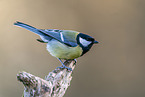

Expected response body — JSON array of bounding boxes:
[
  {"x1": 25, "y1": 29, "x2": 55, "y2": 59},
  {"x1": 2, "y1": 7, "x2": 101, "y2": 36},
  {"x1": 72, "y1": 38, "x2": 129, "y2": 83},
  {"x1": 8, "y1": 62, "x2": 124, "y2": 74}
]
[
  {"x1": 57, "y1": 66, "x2": 72, "y2": 71},
  {"x1": 74, "y1": 59, "x2": 77, "y2": 64}
]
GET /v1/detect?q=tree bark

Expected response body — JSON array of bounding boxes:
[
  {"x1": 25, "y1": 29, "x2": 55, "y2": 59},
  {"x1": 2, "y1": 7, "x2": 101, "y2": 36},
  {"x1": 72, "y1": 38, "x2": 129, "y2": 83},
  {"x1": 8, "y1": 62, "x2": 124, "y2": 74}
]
[{"x1": 17, "y1": 59, "x2": 76, "y2": 97}]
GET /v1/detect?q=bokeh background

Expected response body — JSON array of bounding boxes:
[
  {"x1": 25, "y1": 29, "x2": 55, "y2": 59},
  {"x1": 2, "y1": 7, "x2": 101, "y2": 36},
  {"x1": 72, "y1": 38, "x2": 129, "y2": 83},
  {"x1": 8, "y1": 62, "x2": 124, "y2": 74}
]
[{"x1": 0, "y1": 0, "x2": 145, "y2": 97}]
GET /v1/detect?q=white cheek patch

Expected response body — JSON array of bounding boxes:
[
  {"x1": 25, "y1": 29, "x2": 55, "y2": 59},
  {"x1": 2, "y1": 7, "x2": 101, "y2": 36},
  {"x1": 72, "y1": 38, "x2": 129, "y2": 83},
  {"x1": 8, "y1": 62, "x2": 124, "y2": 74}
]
[{"x1": 79, "y1": 37, "x2": 92, "y2": 47}]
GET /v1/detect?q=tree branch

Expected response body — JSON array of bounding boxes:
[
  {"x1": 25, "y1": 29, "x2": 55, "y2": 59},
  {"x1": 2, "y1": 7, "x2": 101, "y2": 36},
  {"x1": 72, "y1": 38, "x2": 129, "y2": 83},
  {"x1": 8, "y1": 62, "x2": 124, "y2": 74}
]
[{"x1": 17, "y1": 60, "x2": 76, "y2": 97}]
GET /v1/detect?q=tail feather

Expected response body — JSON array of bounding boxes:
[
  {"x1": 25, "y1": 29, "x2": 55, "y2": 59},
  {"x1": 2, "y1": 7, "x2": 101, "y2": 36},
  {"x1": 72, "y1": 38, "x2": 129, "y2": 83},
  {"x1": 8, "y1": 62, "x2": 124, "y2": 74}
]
[{"x1": 14, "y1": 21, "x2": 44, "y2": 36}]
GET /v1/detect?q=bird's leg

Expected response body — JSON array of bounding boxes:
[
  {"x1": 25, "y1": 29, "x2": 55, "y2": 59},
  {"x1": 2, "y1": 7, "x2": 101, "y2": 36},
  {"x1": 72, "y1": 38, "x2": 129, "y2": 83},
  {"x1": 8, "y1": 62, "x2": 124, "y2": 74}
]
[{"x1": 57, "y1": 58, "x2": 72, "y2": 71}]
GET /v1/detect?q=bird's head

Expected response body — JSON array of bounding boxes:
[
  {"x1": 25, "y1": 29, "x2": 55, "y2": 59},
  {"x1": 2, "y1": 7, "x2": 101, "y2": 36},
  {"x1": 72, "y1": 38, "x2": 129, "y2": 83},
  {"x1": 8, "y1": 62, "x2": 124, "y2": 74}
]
[{"x1": 77, "y1": 33, "x2": 99, "y2": 56}]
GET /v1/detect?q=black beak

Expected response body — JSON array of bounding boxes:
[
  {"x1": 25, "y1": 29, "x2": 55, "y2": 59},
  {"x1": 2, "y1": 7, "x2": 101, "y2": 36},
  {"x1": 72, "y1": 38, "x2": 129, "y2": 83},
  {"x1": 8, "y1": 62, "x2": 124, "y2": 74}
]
[{"x1": 94, "y1": 40, "x2": 99, "y2": 44}]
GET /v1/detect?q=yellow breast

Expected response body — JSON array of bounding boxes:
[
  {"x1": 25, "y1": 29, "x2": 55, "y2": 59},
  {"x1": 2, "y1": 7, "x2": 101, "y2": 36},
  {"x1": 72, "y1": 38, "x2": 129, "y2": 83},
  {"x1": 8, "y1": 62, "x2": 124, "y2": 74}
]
[{"x1": 46, "y1": 40, "x2": 82, "y2": 59}]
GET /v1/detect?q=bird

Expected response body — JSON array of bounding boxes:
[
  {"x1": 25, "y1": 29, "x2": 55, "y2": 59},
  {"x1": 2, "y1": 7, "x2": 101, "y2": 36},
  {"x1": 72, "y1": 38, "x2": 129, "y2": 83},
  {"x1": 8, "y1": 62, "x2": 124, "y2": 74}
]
[{"x1": 14, "y1": 21, "x2": 99, "y2": 71}]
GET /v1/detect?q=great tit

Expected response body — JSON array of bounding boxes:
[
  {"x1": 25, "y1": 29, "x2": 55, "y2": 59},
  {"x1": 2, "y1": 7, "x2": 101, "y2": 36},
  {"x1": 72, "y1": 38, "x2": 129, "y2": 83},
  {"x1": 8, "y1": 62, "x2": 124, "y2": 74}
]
[{"x1": 14, "y1": 21, "x2": 98, "y2": 71}]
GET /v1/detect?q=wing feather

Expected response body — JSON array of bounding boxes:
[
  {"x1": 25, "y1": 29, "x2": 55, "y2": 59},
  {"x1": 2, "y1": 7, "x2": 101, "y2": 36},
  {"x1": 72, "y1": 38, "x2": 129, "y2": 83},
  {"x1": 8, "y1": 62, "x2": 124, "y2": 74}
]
[{"x1": 14, "y1": 21, "x2": 78, "y2": 47}]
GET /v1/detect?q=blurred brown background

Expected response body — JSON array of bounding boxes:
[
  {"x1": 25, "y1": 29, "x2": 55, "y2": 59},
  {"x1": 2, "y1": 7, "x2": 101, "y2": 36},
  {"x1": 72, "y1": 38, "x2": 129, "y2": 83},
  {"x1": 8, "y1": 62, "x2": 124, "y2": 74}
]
[{"x1": 0, "y1": 0, "x2": 145, "y2": 97}]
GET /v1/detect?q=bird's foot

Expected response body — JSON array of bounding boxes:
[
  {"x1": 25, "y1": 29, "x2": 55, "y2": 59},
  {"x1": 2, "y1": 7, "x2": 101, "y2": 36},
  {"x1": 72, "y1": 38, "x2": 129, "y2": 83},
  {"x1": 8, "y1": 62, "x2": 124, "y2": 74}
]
[
  {"x1": 57, "y1": 65, "x2": 72, "y2": 71},
  {"x1": 57, "y1": 58, "x2": 73, "y2": 71}
]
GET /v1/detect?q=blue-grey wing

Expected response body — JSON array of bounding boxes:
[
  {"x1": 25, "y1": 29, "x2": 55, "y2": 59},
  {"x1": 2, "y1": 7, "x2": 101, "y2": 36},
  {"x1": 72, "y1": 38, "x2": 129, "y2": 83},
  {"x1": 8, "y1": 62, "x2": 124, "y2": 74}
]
[
  {"x1": 38, "y1": 29, "x2": 78, "y2": 47},
  {"x1": 14, "y1": 21, "x2": 52, "y2": 42},
  {"x1": 14, "y1": 21, "x2": 77, "y2": 47}
]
